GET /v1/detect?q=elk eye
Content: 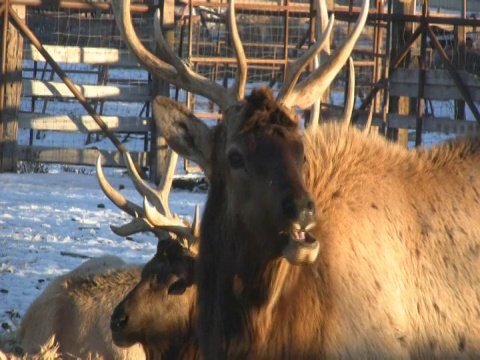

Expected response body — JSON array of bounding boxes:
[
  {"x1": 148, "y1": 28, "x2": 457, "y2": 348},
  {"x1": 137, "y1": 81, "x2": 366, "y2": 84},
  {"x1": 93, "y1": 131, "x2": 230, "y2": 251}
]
[{"x1": 227, "y1": 151, "x2": 245, "y2": 169}]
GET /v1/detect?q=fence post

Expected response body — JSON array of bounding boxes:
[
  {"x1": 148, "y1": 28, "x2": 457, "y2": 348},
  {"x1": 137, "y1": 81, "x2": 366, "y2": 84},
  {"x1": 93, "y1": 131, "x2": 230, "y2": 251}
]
[
  {"x1": 454, "y1": 0, "x2": 466, "y2": 120},
  {"x1": 0, "y1": 4, "x2": 24, "y2": 172},
  {"x1": 387, "y1": 0, "x2": 414, "y2": 147},
  {"x1": 150, "y1": 0, "x2": 175, "y2": 184}
]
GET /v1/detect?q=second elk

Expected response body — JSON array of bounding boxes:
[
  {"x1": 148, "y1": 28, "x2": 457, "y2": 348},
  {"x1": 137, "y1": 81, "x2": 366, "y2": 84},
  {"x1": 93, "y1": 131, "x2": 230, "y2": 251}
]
[{"x1": 97, "y1": 151, "x2": 200, "y2": 359}]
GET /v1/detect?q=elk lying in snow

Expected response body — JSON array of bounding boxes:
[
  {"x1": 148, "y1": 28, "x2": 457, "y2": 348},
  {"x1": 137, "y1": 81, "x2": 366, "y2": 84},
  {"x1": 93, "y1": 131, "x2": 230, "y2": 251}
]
[
  {"x1": 19, "y1": 149, "x2": 200, "y2": 360},
  {"x1": 19, "y1": 255, "x2": 146, "y2": 359},
  {"x1": 113, "y1": 0, "x2": 480, "y2": 357},
  {"x1": 97, "y1": 149, "x2": 201, "y2": 359}
]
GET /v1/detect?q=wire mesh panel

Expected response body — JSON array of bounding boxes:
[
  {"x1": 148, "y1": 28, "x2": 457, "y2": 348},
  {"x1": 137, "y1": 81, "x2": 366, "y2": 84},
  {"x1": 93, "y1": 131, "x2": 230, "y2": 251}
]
[
  {"x1": 16, "y1": 0, "x2": 379, "y2": 168},
  {"x1": 19, "y1": 2, "x2": 152, "y2": 166}
]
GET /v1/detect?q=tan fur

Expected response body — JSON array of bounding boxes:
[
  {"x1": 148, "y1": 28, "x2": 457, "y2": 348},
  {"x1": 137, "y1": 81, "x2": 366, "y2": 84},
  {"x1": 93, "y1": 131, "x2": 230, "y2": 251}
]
[
  {"x1": 19, "y1": 256, "x2": 146, "y2": 360},
  {"x1": 151, "y1": 92, "x2": 480, "y2": 358},
  {"x1": 301, "y1": 123, "x2": 480, "y2": 358}
]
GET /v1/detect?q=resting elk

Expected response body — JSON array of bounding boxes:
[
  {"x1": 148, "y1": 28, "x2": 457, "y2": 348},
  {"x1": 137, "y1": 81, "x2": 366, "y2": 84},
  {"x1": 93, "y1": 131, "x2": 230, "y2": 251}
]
[
  {"x1": 113, "y1": 0, "x2": 480, "y2": 357},
  {"x1": 19, "y1": 255, "x2": 146, "y2": 359},
  {"x1": 97, "y1": 151, "x2": 201, "y2": 359},
  {"x1": 19, "y1": 151, "x2": 199, "y2": 360}
]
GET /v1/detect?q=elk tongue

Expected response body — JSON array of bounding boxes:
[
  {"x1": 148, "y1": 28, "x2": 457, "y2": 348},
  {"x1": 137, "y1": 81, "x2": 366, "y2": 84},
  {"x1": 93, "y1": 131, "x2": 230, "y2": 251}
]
[{"x1": 293, "y1": 231, "x2": 306, "y2": 240}]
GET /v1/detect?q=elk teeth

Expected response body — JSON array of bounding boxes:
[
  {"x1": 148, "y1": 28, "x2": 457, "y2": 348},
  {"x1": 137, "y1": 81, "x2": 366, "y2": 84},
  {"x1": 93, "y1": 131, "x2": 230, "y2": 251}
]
[{"x1": 292, "y1": 231, "x2": 306, "y2": 241}]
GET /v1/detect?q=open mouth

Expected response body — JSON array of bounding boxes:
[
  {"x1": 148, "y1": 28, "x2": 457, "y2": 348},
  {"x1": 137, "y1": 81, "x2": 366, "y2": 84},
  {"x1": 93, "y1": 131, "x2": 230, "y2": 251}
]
[
  {"x1": 281, "y1": 223, "x2": 320, "y2": 265},
  {"x1": 290, "y1": 229, "x2": 317, "y2": 246}
]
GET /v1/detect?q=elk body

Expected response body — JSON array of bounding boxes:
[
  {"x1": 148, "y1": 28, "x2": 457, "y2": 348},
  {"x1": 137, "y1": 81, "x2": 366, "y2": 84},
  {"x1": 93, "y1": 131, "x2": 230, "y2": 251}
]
[
  {"x1": 112, "y1": 0, "x2": 480, "y2": 357},
  {"x1": 19, "y1": 256, "x2": 146, "y2": 359}
]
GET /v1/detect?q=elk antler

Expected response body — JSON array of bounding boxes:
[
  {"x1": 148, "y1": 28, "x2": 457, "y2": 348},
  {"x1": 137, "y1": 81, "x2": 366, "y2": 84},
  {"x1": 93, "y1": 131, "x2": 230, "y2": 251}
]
[
  {"x1": 278, "y1": 0, "x2": 369, "y2": 110},
  {"x1": 309, "y1": 57, "x2": 355, "y2": 127},
  {"x1": 341, "y1": 57, "x2": 356, "y2": 126},
  {"x1": 96, "y1": 151, "x2": 200, "y2": 249},
  {"x1": 112, "y1": 0, "x2": 247, "y2": 109}
]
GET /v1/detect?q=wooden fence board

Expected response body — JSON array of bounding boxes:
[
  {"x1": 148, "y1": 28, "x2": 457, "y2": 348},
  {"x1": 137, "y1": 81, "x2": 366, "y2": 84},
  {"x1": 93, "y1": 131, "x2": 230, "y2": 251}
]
[
  {"x1": 18, "y1": 145, "x2": 149, "y2": 168},
  {"x1": 24, "y1": 45, "x2": 141, "y2": 67},
  {"x1": 22, "y1": 79, "x2": 150, "y2": 102},
  {"x1": 387, "y1": 114, "x2": 479, "y2": 135},
  {"x1": 18, "y1": 113, "x2": 151, "y2": 133},
  {"x1": 351, "y1": 112, "x2": 479, "y2": 135},
  {"x1": 390, "y1": 69, "x2": 480, "y2": 101}
]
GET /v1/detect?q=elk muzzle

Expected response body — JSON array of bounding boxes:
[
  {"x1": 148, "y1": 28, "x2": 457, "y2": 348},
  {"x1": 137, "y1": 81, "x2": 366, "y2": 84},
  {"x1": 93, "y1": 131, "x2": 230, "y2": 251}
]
[
  {"x1": 281, "y1": 194, "x2": 319, "y2": 265},
  {"x1": 110, "y1": 306, "x2": 134, "y2": 347}
]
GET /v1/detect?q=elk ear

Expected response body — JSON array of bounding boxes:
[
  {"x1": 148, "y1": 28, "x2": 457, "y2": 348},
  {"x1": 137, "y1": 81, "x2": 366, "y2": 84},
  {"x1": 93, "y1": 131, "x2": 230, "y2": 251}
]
[
  {"x1": 152, "y1": 96, "x2": 214, "y2": 179},
  {"x1": 168, "y1": 278, "x2": 188, "y2": 295}
]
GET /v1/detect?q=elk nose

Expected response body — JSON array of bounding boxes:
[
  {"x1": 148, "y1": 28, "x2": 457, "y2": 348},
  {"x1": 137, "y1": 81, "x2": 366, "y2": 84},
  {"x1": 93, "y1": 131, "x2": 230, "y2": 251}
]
[
  {"x1": 110, "y1": 310, "x2": 129, "y2": 331},
  {"x1": 298, "y1": 199, "x2": 316, "y2": 227},
  {"x1": 282, "y1": 193, "x2": 316, "y2": 224}
]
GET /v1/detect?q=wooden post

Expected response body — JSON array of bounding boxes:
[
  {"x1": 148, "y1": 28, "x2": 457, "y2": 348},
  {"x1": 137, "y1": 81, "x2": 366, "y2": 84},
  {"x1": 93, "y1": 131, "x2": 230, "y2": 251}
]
[
  {"x1": 0, "y1": 3, "x2": 24, "y2": 172},
  {"x1": 372, "y1": 0, "x2": 384, "y2": 133},
  {"x1": 316, "y1": 0, "x2": 331, "y2": 123},
  {"x1": 454, "y1": 0, "x2": 466, "y2": 120},
  {"x1": 415, "y1": 3, "x2": 428, "y2": 146},
  {"x1": 387, "y1": 0, "x2": 414, "y2": 147},
  {"x1": 150, "y1": 0, "x2": 175, "y2": 183}
]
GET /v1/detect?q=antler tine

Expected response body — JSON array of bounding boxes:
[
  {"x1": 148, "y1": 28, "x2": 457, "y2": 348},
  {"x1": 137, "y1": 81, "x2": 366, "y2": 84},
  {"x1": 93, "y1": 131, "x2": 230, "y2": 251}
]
[
  {"x1": 153, "y1": 10, "x2": 190, "y2": 77},
  {"x1": 144, "y1": 197, "x2": 196, "y2": 248},
  {"x1": 277, "y1": 14, "x2": 335, "y2": 104},
  {"x1": 157, "y1": 148, "x2": 178, "y2": 211},
  {"x1": 308, "y1": 56, "x2": 321, "y2": 127},
  {"x1": 279, "y1": 0, "x2": 369, "y2": 109},
  {"x1": 341, "y1": 57, "x2": 356, "y2": 127},
  {"x1": 192, "y1": 204, "x2": 201, "y2": 239},
  {"x1": 112, "y1": 0, "x2": 234, "y2": 109},
  {"x1": 227, "y1": 0, "x2": 248, "y2": 102},
  {"x1": 363, "y1": 99, "x2": 375, "y2": 133},
  {"x1": 316, "y1": 0, "x2": 329, "y2": 43},
  {"x1": 96, "y1": 155, "x2": 169, "y2": 238},
  {"x1": 308, "y1": 0, "x2": 331, "y2": 127},
  {"x1": 96, "y1": 155, "x2": 144, "y2": 218},
  {"x1": 110, "y1": 217, "x2": 153, "y2": 237},
  {"x1": 123, "y1": 151, "x2": 176, "y2": 219}
]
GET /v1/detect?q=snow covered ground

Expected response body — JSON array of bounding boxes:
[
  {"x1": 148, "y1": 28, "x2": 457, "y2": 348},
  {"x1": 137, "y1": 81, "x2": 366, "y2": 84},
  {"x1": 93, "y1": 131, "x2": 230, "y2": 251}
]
[{"x1": 0, "y1": 165, "x2": 206, "y2": 335}]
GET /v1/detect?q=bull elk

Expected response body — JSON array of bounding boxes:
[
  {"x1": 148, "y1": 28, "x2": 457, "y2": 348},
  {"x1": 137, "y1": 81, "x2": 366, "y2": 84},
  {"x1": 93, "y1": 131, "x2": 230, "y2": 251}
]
[
  {"x1": 113, "y1": 0, "x2": 480, "y2": 357},
  {"x1": 19, "y1": 255, "x2": 146, "y2": 359},
  {"x1": 97, "y1": 151, "x2": 200, "y2": 359},
  {"x1": 20, "y1": 149, "x2": 199, "y2": 360}
]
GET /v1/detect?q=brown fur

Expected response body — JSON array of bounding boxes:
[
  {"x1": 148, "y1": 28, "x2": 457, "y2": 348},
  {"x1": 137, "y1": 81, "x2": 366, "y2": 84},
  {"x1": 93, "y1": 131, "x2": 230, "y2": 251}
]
[
  {"x1": 19, "y1": 256, "x2": 146, "y2": 360},
  {"x1": 110, "y1": 240, "x2": 200, "y2": 360},
  {"x1": 152, "y1": 89, "x2": 480, "y2": 359}
]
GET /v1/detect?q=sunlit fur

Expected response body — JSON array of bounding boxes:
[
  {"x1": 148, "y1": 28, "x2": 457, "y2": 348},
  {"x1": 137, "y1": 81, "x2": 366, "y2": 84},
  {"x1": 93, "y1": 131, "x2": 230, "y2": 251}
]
[
  {"x1": 198, "y1": 113, "x2": 480, "y2": 358},
  {"x1": 151, "y1": 87, "x2": 480, "y2": 358},
  {"x1": 19, "y1": 256, "x2": 146, "y2": 359},
  {"x1": 301, "y1": 123, "x2": 480, "y2": 358}
]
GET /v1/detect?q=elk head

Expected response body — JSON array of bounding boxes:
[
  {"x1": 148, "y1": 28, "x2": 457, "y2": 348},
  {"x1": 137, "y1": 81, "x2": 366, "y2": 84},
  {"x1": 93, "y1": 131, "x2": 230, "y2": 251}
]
[
  {"x1": 110, "y1": 239, "x2": 197, "y2": 349},
  {"x1": 96, "y1": 152, "x2": 199, "y2": 350},
  {"x1": 112, "y1": 0, "x2": 368, "y2": 265}
]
